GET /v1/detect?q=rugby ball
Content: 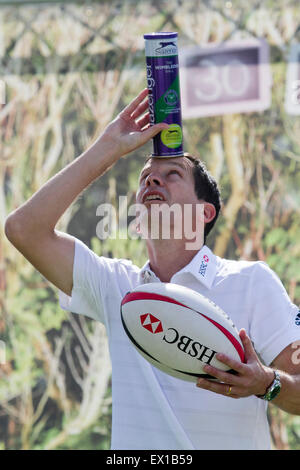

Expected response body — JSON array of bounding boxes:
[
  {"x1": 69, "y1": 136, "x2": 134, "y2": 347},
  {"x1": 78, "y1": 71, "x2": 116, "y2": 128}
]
[{"x1": 121, "y1": 283, "x2": 245, "y2": 382}]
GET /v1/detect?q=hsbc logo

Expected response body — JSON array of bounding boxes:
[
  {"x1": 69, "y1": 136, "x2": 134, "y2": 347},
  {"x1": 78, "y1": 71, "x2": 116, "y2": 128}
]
[
  {"x1": 140, "y1": 314, "x2": 216, "y2": 365},
  {"x1": 199, "y1": 254, "x2": 209, "y2": 277},
  {"x1": 140, "y1": 313, "x2": 163, "y2": 334}
]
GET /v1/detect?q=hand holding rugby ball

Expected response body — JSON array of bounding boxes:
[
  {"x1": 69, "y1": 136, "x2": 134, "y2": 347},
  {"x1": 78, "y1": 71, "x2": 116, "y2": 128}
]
[{"x1": 121, "y1": 283, "x2": 245, "y2": 382}]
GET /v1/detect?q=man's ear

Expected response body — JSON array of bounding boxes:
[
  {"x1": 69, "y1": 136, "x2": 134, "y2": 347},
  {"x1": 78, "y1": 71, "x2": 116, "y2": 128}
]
[{"x1": 203, "y1": 202, "x2": 216, "y2": 223}]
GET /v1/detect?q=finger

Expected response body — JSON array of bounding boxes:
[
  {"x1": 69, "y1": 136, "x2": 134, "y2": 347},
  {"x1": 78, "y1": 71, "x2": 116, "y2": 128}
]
[
  {"x1": 131, "y1": 99, "x2": 149, "y2": 121},
  {"x1": 202, "y1": 364, "x2": 240, "y2": 385},
  {"x1": 141, "y1": 122, "x2": 169, "y2": 140},
  {"x1": 121, "y1": 89, "x2": 148, "y2": 117},
  {"x1": 196, "y1": 379, "x2": 240, "y2": 398},
  {"x1": 216, "y1": 352, "x2": 248, "y2": 375},
  {"x1": 239, "y1": 329, "x2": 258, "y2": 362},
  {"x1": 137, "y1": 112, "x2": 150, "y2": 130}
]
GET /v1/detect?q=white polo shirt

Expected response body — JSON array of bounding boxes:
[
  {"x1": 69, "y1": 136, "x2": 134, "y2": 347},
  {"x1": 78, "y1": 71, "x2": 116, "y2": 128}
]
[{"x1": 59, "y1": 238, "x2": 300, "y2": 450}]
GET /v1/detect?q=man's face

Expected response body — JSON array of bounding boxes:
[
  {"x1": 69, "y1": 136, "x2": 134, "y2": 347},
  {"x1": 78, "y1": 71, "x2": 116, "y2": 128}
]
[
  {"x1": 135, "y1": 157, "x2": 206, "y2": 247},
  {"x1": 136, "y1": 156, "x2": 199, "y2": 207}
]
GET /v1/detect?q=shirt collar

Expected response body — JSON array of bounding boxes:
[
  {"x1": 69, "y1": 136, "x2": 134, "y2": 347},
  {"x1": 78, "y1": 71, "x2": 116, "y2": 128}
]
[
  {"x1": 139, "y1": 245, "x2": 217, "y2": 289},
  {"x1": 139, "y1": 260, "x2": 160, "y2": 284}
]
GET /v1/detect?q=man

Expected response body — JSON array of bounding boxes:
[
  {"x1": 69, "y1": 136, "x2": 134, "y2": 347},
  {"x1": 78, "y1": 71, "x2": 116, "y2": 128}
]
[{"x1": 5, "y1": 89, "x2": 300, "y2": 450}]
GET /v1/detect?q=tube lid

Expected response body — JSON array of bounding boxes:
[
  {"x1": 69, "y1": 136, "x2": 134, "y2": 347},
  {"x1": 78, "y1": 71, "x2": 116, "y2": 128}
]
[{"x1": 144, "y1": 32, "x2": 178, "y2": 40}]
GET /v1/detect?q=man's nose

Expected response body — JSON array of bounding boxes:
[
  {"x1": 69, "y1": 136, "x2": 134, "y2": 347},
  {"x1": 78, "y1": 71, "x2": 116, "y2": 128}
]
[{"x1": 145, "y1": 172, "x2": 163, "y2": 186}]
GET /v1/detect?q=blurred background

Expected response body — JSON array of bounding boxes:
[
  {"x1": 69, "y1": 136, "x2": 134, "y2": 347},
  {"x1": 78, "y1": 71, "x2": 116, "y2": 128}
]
[{"x1": 1, "y1": 0, "x2": 300, "y2": 450}]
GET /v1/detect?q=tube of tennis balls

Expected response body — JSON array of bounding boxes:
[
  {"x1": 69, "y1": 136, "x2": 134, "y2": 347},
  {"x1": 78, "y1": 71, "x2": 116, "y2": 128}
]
[{"x1": 144, "y1": 32, "x2": 184, "y2": 157}]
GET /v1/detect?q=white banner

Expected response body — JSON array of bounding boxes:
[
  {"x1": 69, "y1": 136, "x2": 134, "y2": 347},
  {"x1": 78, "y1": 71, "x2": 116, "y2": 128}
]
[
  {"x1": 180, "y1": 39, "x2": 272, "y2": 118},
  {"x1": 285, "y1": 43, "x2": 300, "y2": 115}
]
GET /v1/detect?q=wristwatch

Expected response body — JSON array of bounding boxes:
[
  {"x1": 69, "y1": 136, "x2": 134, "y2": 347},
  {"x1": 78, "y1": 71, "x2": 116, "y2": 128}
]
[{"x1": 256, "y1": 370, "x2": 281, "y2": 401}]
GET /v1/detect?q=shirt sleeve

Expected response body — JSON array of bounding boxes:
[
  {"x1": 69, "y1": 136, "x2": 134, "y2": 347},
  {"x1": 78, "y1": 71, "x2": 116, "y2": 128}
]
[
  {"x1": 58, "y1": 237, "x2": 110, "y2": 324},
  {"x1": 249, "y1": 261, "x2": 300, "y2": 366}
]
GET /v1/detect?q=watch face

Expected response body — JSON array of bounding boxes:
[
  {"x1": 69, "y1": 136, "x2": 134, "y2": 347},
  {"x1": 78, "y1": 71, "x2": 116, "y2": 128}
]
[{"x1": 269, "y1": 383, "x2": 281, "y2": 401}]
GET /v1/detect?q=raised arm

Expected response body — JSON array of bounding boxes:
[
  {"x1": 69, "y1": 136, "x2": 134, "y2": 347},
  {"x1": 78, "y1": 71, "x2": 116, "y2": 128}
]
[{"x1": 5, "y1": 89, "x2": 167, "y2": 296}]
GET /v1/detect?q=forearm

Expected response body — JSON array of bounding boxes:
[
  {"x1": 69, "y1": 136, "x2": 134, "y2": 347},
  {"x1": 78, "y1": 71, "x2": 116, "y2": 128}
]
[{"x1": 6, "y1": 136, "x2": 118, "y2": 238}]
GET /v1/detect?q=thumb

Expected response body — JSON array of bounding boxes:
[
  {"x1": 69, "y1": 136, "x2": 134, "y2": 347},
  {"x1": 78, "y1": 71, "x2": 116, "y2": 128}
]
[{"x1": 142, "y1": 122, "x2": 169, "y2": 140}]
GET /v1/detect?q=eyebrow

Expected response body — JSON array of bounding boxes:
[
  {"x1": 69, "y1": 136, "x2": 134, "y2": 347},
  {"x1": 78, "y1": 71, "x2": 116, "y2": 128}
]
[{"x1": 139, "y1": 160, "x2": 188, "y2": 180}]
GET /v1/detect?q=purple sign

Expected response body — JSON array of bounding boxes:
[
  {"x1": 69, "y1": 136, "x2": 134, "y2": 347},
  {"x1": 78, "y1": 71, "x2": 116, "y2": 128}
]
[{"x1": 180, "y1": 39, "x2": 271, "y2": 118}]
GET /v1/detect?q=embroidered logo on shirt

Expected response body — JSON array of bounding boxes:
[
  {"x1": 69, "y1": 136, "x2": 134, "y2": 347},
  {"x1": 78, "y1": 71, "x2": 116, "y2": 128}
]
[
  {"x1": 295, "y1": 310, "x2": 300, "y2": 326},
  {"x1": 199, "y1": 254, "x2": 209, "y2": 277},
  {"x1": 140, "y1": 313, "x2": 164, "y2": 334}
]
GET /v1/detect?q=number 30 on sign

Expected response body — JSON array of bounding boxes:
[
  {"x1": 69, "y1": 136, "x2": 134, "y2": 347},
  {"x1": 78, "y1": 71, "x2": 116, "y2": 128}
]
[{"x1": 180, "y1": 39, "x2": 271, "y2": 118}]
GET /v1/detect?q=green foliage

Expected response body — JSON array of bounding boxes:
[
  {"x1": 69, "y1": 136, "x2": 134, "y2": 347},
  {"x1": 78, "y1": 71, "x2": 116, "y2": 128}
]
[
  {"x1": 264, "y1": 223, "x2": 300, "y2": 300},
  {"x1": 288, "y1": 416, "x2": 300, "y2": 450}
]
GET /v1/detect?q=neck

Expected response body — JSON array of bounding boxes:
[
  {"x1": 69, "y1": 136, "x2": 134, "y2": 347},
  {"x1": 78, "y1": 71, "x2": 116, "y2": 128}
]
[{"x1": 146, "y1": 238, "x2": 203, "y2": 282}]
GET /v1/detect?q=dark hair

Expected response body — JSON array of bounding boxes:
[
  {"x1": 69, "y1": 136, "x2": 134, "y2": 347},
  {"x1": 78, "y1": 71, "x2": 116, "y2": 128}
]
[{"x1": 184, "y1": 154, "x2": 221, "y2": 241}]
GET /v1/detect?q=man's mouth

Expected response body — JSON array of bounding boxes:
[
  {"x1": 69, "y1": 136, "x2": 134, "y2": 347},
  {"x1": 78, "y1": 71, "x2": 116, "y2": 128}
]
[{"x1": 142, "y1": 192, "x2": 166, "y2": 203}]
